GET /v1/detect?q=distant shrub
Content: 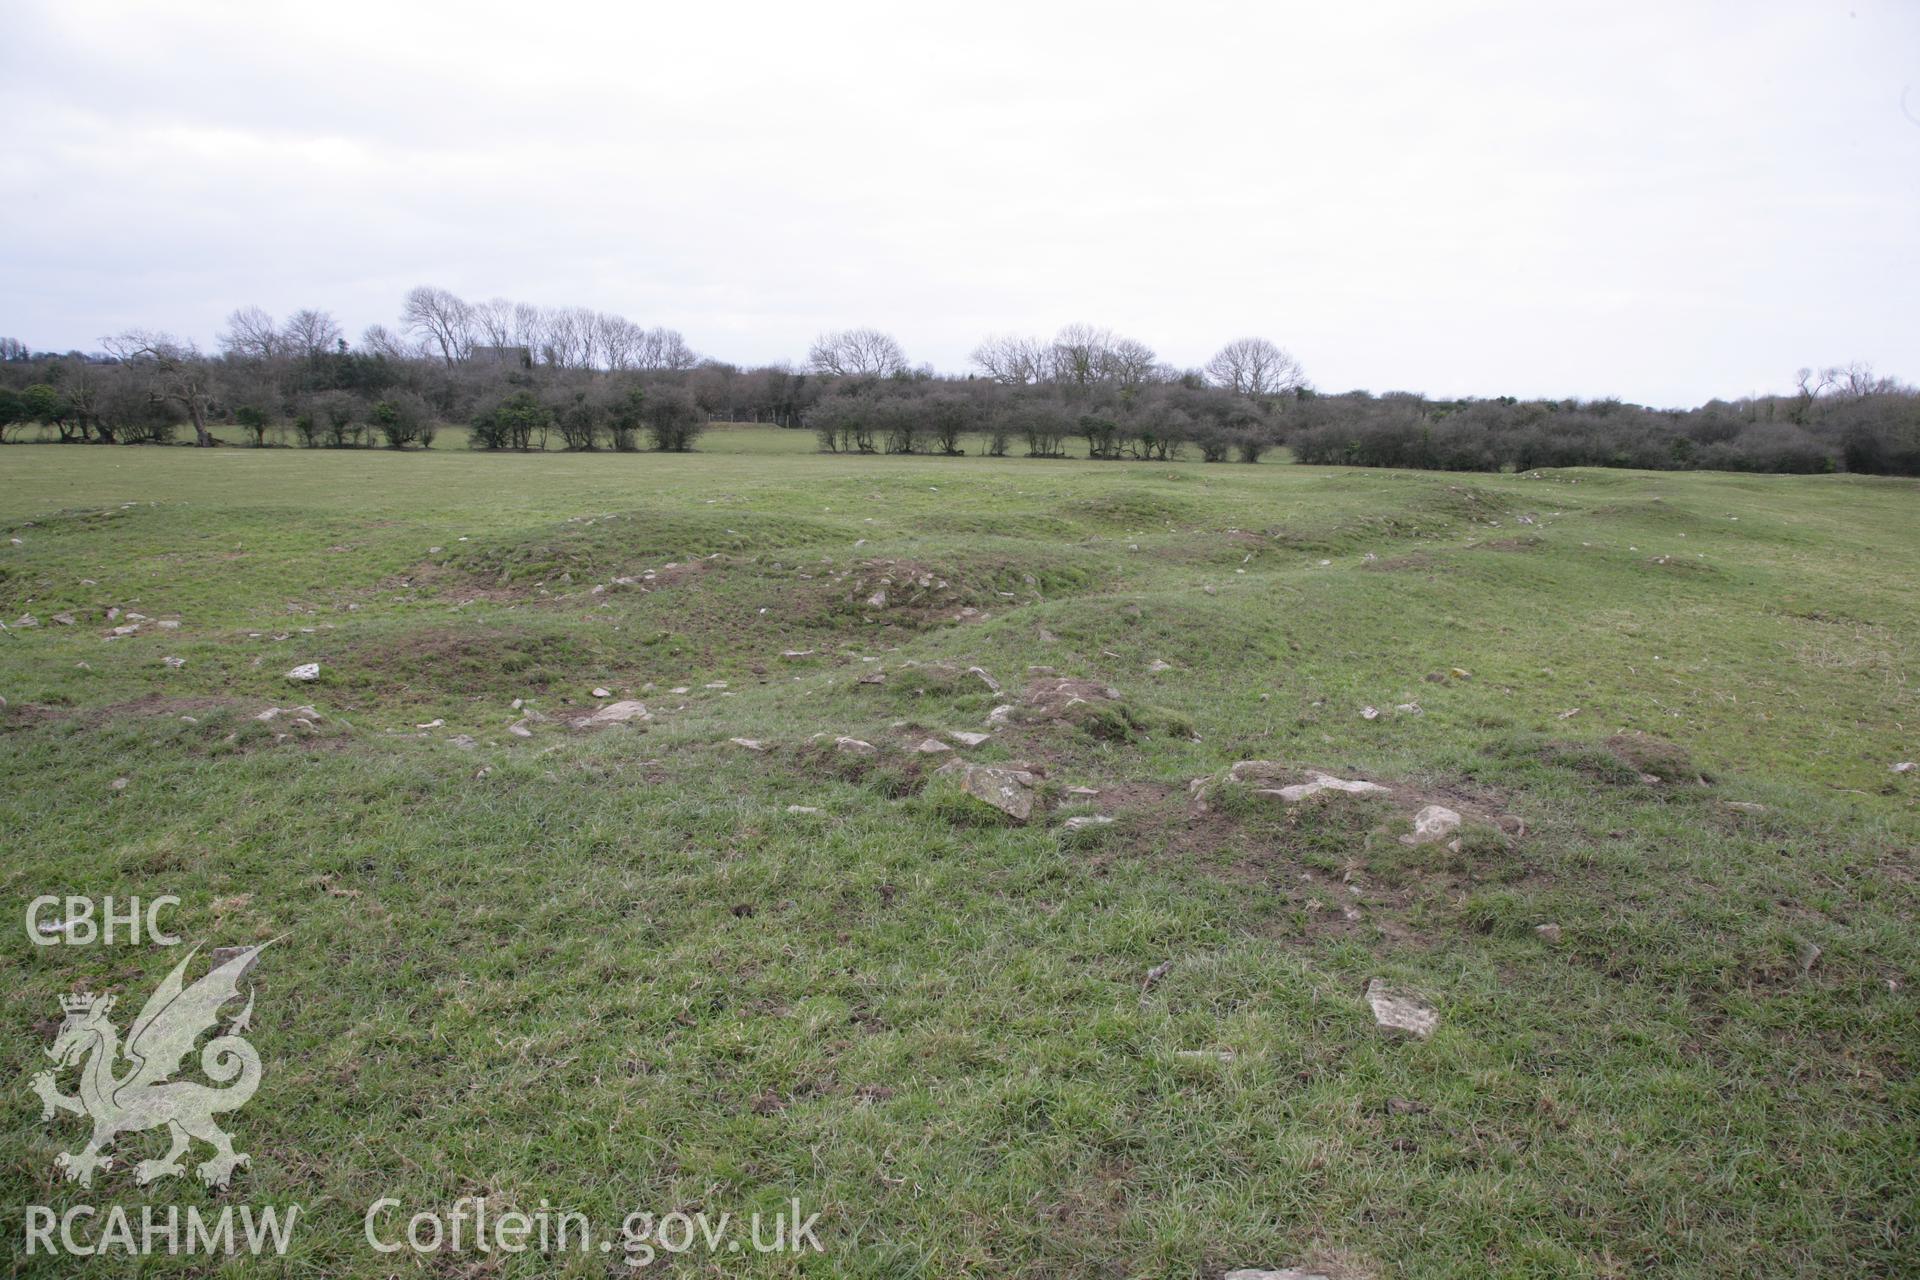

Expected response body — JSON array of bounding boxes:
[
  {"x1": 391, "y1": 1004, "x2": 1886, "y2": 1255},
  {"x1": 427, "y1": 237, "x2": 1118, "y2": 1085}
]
[{"x1": 643, "y1": 386, "x2": 704, "y2": 451}]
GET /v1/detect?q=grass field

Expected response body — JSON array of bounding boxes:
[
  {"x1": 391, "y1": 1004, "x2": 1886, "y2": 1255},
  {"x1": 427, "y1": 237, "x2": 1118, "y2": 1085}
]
[{"x1": 3, "y1": 429, "x2": 1916, "y2": 1278}]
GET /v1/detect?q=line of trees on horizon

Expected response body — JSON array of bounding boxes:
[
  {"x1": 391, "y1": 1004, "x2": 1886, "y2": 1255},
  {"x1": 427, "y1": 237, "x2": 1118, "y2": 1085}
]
[{"x1": 1, "y1": 288, "x2": 1916, "y2": 476}]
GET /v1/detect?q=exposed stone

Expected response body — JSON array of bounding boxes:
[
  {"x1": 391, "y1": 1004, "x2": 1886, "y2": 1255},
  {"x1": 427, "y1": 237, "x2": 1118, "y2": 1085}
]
[
  {"x1": 857, "y1": 672, "x2": 887, "y2": 686},
  {"x1": 781, "y1": 649, "x2": 816, "y2": 658},
  {"x1": 1893, "y1": 762, "x2": 1916, "y2": 774},
  {"x1": 1725, "y1": 801, "x2": 1767, "y2": 814},
  {"x1": 592, "y1": 687, "x2": 612, "y2": 698},
  {"x1": 162, "y1": 656, "x2": 186, "y2": 668},
  {"x1": 52, "y1": 613, "x2": 75, "y2": 626},
  {"x1": 1023, "y1": 676, "x2": 1121, "y2": 720},
  {"x1": 1064, "y1": 785, "x2": 1100, "y2": 798},
  {"x1": 1216, "y1": 763, "x2": 1389, "y2": 805},
  {"x1": 1147, "y1": 658, "x2": 1173, "y2": 673},
  {"x1": 1175, "y1": 1049, "x2": 1236, "y2": 1063},
  {"x1": 1224, "y1": 1270, "x2": 1330, "y2": 1280},
  {"x1": 157, "y1": 620, "x2": 181, "y2": 630},
  {"x1": 947, "y1": 730, "x2": 990, "y2": 747},
  {"x1": 1535, "y1": 923, "x2": 1562, "y2": 944},
  {"x1": 109, "y1": 777, "x2": 128, "y2": 791},
  {"x1": 1361, "y1": 705, "x2": 1381, "y2": 720},
  {"x1": 416, "y1": 718, "x2": 445, "y2": 729},
  {"x1": 508, "y1": 720, "x2": 535, "y2": 738},
  {"x1": 285, "y1": 663, "x2": 321, "y2": 682},
  {"x1": 1365, "y1": 978, "x2": 1438, "y2": 1038},
  {"x1": 730, "y1": 737, "x2": 770, "y2": 752},
  {"x1": 915, "y1": 738, "x2": 952, "y2": 754},
  {"x1": 255, "y1": 705, "x2": 322, "y2": 723},
  {"x1": 1403, "y1": 804, "x2": 1463, "y2": 845},
  {"x1": 938, "y1": 760, "x2": 1038, "y2": 822},
  {"x1": 834, "y1": 736, "x2": 876, "y2": 756},
  {"x1": 1061, "y1": 814, "x2": 1113, "y2": 833},
  {"x1": 966, "y1": 666, "x2": 1001, "y2": 693},
  {"x1": 786, "y1": 805, "x2": 821, "y2": 814},
  {"x1": 570, "y1": 700, "x2": 652, "y2": 729},
  {"x1": 986, "y1": 704, "x2": 1016, "y2": 726},
  {"x1": 448, "y1": 734, "x2": 477, "y2": 750}
]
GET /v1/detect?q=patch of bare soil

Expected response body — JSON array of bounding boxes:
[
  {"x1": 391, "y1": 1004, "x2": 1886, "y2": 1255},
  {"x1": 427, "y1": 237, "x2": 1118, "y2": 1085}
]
[
  {"x1": 2, "y1": 694, "x2": 251, "y2": 733},
  {"x1": 1065, "y1": 760, "x2": 1535, "y2": 948}
]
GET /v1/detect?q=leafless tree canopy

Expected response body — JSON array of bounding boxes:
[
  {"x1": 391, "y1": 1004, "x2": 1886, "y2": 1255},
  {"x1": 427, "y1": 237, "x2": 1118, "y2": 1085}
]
[
  {"x1": 101, "y1": 329, "x2": 218, "y2": 446},
  {"x1": 282, "y1": 308, "x2": 343, "y2": 360},
  {"x1": 218, "y1": 306, "x2": 285, "y2": 361},
  {"x1": 1205, "y1": 337, "x2": 1306, "y2": 398},
  {"x1": 969, "y1": 325, "x2": 1161, "y2": 390},
  {"x1": 969, "y1": 334, "x2": 1055, "y2": 385},
  {"x1": 402, "y1": 286, "x2": 476, "y2": 367},
  {"x1": 809, "y1": 328, "x2": 907, "y2": 378}
]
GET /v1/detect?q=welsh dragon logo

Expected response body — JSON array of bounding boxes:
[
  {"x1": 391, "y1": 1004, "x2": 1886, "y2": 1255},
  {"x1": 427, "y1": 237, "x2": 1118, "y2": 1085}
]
[{"x1": 30, "y1": 943, "x2": 270, "y2": 1188}]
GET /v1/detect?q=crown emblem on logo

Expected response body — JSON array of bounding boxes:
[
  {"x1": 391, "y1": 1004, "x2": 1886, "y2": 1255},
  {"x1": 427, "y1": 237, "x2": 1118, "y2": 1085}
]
[{"x1": 59, "y1": 993, "x2": 99, "y2": 1014}]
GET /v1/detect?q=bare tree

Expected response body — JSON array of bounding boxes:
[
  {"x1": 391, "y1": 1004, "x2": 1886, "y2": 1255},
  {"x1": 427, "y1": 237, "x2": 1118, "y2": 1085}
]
[
  {"x1": 510, "y1": 301, "x2": 545, "y2": 352},
  {"x1": 103, "y1": 330, "x2": 217, "y2": 447},
  {"x1": 808, "y1": 327, "x2": 907, "y2": 377},
  {"x1": 282, "y1": 308, "x2": 343, "y2": 359},
  {"x1": 473, "y1": 297, "x2": 518, "y2": 349},
  {"x1": 1051, "y1": 324, "x2": 1115, "y2": 385},
  {"x1": 1205, "y1": 337, "x2": 1306, "y2": 398},
  {"x1": 1105, "y1": 336, "x2": 1159, "y2": 390},
  {"x1": 638, "y1": 326, "x2": 699, "y2": 371},
  {"x1": 218, "y1": 306, "x2": 284, "y2": 360},
  {"x1": 970, "y1": 334, "x2": 1054, "y2": 385},
  {"x1": 361, "y1": 324, "x2": 418, "y2": 361},
  {"x1": 401, "y1": 285, "x2": 475, "y2": 366},
  {"x1": 598, "y1": 314, "x2": 642, "y2": 370},
  {"x1": 539, "y1": 306, "x2": 595, "y2": 368}
]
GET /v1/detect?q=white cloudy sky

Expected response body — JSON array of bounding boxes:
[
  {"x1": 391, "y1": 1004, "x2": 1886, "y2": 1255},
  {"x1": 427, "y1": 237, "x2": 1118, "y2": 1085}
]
[{"x1": 4, "y1": 0, "x2": 1916, "y2": 404}]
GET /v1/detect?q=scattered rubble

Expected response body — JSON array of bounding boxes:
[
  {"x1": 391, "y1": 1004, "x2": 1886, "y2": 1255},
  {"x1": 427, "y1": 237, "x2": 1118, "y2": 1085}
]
[
  {"x1": 285, "y1": 663, "x2": 321, "y2": 682},
  {"x1": 947, "y1": 730, "x2": 991, "y2": 747}
]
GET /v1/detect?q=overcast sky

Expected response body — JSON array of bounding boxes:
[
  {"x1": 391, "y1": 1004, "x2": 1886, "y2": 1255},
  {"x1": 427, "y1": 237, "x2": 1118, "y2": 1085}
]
[{"x1": 4, "y1": 1, "x2": 1916, "y2": 405}]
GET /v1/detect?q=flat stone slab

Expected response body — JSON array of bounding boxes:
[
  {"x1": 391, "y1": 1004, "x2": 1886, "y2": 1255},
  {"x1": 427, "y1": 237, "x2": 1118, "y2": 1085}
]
[
  {"x1": 1365, "y1": 978, "x2": 1438, "y2": 1038},
  {"x1": 571, "y1": 700, "x2": 651, "y2": 729}
]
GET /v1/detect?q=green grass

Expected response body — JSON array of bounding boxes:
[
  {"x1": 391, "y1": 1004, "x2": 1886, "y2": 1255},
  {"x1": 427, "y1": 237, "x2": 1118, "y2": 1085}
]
[{"x1": 2, "y1": 429, "x2": 1916, "y2": 1277}]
